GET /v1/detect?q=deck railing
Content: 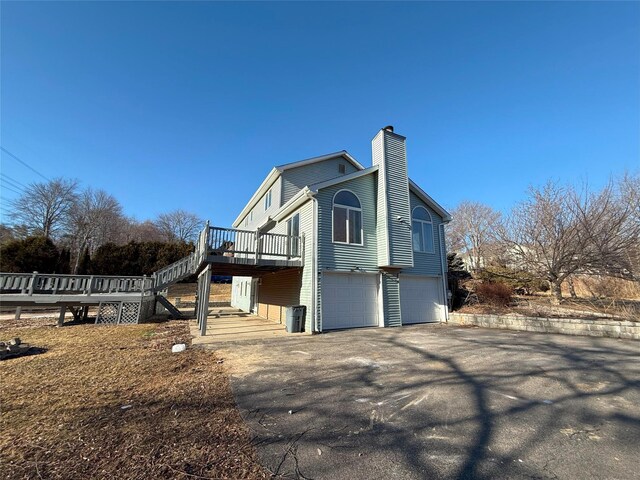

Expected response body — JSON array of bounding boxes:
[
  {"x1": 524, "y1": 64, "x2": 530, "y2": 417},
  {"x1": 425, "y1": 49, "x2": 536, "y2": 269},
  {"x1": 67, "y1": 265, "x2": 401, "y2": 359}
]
[
  {"x1": 0, "y1": 223, "x2": 304, "y2": 301},
  {"x1": 194, "y1": 220, "x2": 210, "y2": 267},
  {"x1": 153, "y1": 254, "x2": 196, "y2": 291},
  {"x1": 0, "y1": 272, "x2": 154, "y2": 296},
  {"x1": 152, "y1": 221, "x2": 211, "y2": 289},
  {"x1": 208, "y1": 226, "x2": 303, "y2": 262}
]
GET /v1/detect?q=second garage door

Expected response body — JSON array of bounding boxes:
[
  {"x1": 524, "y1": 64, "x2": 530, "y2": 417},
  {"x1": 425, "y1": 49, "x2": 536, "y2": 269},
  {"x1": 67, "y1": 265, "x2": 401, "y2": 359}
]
[
  {"x1": 400, "y1": 276, "x2": 444, "y2": 324},
  {"x1": 322, "y1": 273, "x2": 379, "y2": 330}
]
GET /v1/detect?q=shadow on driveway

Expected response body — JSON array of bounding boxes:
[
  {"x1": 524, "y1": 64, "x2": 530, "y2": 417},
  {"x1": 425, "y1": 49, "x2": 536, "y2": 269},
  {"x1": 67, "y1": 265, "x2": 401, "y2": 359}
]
[{"x1": 217, "y1": 325, "x2": 640, "y2": 479}]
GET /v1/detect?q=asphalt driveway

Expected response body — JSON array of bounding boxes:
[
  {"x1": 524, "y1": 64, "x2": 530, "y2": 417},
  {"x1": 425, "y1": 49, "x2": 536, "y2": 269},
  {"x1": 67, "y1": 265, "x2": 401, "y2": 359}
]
[{"x1": 216, "y1": 325, "x2": 640, "y2": 479}]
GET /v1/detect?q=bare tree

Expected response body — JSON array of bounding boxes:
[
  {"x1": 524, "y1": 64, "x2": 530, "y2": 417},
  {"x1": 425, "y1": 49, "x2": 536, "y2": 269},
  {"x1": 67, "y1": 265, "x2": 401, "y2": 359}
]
[
  {"x1": 447, "y1": 201, "x2": 501, "y2": 273},
  {"x1": 10, "y1": 178, "x2": 79, "y2": 239},
  {"x1": 619, "y1": 171, "x2": 640, "y2": 224},
  {"x1": 577, "y1": 173, "x2": 640, "y2": 281},
  {"x1": 155, "y1": 209, "x2": 203, "y2": 243},
  {"x1": 115, "y1": 219, "x2": 166, "y2": 244},
  {"x1": 500, "y1": 178, "x2": 640, "y2": 303},
  {"x1": 0, "y1": 224, "x2": 15, "y2": 245},
  {"x1": 66, "y1": 188, "x2": 125, "y2": 272},
  {"x1": 499, "y1": 181, "x2": 584, "y2": 303},
  {"x1": 619, "y1": 171, "x2": 640, "y2": 276}
]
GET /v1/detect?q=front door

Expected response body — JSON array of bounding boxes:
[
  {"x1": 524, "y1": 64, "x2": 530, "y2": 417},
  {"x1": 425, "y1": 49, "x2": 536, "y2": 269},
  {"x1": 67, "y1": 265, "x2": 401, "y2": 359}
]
[{"x1": 250, "y1": 278, "x2": 259, "y2": 314}]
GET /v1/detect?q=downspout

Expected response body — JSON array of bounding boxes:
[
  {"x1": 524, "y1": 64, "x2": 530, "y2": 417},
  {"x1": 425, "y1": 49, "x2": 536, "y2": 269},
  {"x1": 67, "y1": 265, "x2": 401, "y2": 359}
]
[
  {"x1": 439, "y1": 223, "x2": 449, "y2": 322},
  {"x1": 306, "y1": 190, "x2": 319, "y2": 333}
]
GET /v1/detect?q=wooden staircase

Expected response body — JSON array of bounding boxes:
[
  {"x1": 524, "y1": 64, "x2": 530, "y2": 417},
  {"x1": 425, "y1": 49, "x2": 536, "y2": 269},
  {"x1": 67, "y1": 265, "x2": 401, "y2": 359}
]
[
  {"x1": 155, "y1": 295, "x2": 185, "y2": 319},
  {"x1": 152, "y1": 253, "x2": 197, "y2": 292},
  {"x1": 1, "y1": 221, "x2": 304, "y2": 332}
]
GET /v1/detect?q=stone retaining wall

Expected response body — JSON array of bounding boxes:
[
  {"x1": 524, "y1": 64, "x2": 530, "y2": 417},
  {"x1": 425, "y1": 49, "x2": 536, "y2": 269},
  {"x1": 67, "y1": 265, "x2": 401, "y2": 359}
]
[{"x1": 448, "y1": 313, "x2": 639, "y2": 340}]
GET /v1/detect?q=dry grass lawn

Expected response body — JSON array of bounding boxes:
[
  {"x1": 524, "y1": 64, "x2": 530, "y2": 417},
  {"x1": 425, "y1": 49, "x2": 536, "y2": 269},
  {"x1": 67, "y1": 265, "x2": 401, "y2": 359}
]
[
  {"x1": 167, "y1": 283, "x2": 231, "y2": 304},
  {"x1": 0, "y1": 319, "x2": 267, "y2": 479},
  {"x1": 459, "y1": 294, "x2": 640, "y2": 321}
]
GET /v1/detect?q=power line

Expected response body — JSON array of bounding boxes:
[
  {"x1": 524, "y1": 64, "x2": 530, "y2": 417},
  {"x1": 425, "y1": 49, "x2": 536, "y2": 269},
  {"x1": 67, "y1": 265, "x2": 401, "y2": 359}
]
[
  {"x1": 1, "y1": 177, "x2": 26, "y2": 194},
  {"x1": 0, "y1": 146, "x2": 49, "y2": 181},
  {"x1": 0, "y1": 183, "x2": 23, "y2": 196},
  {"x1": 0, "y1": 173, "x2": 28, "y2": 189},
  {"x1": 0, "y1": 178, "x2": 25, "y2": 193}
]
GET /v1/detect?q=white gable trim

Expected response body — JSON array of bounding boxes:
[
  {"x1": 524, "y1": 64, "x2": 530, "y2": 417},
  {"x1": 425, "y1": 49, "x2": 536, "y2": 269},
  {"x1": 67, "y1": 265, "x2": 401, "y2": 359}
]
[
  {"x1": 308, "y1": 165, "x2": 379, "y2": 193},
  {"x1": 275, "y1": 151, "x2": 364, "y2": 172},
  {"x1": 233, "y1": 151, "x2": 363, "y2": 227},
  {"x1": 232, "y1": 168, "x2": 279, "y2": 227},
  {"x1": 271, "y1": 187, "x2": 312, "y2": 222},
  {"x1": 408, "y1": 179, "x2": 452, "y2": 222}
]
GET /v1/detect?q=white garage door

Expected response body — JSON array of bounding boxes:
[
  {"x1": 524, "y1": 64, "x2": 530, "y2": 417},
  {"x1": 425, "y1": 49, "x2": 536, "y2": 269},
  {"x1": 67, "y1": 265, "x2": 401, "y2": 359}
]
[
  {"x1": 322, "y1": 273, "x2": 379, "y2": 330},
  {"x1": 400, "y1": 276, "x2": 444, "y2": 324}
]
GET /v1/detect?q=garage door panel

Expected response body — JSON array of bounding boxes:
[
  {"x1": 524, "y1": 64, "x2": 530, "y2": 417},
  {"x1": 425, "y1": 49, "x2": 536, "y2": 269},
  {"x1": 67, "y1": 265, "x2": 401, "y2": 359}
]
[
  {"x1": 400, "y1": 276, "x2": 444, "y2": 324},
  {"x1": 322, "y1": 273, "x2": 379, "y2": 330}
]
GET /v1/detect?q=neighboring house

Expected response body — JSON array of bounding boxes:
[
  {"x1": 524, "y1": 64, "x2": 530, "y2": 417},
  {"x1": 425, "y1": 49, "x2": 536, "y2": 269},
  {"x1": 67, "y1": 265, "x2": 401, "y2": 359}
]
[
  {"x1": 231, "y1": 126, "x2": 451, "y2": 332},
  {"x1": 455, "y1": 243, "x2": 532, "y2": 273}
]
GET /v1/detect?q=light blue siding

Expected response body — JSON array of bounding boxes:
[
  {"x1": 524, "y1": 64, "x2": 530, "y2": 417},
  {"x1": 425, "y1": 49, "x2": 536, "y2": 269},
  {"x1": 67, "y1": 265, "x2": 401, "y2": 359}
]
[
  {"x1": 372, "y1": 129, "x2": 413, "y2": 268},
  {"x1": 383, "y1": 132, "x2": 414, "y2": 268},
  {"x1": 230, "y1": 129, "x2": 450, "y2": 333},
  {"x1": 403, "y1": 191, "x2": 444, "y2": 276},
  {"x1": 238, "y1": 177, "x2": 282, "y2": 230},
  {"x1": 316, "y1": 173, "x2": 378, "y2": 332},
  {"x1": 281, "y1": 156, "x2": 358, "y2": 204},
  {"x1": 372, "y1": 131, "x2": 390, "y2": 266},
  {"x1": 316, "y1": 173, "x2": 378, "y2": 272},
  {"x1": 381, "y1": 272, "x2": 401, "y2": 327},
  {"x1": 266, "y1": 200, "x2": 315, "y2": 332},
  {"x1": 298, "y1": 201, "x2": 315, "y2": 332}
]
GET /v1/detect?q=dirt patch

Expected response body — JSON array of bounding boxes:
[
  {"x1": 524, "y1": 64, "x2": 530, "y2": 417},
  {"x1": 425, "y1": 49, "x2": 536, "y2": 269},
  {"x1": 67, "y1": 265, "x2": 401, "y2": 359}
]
[
  {"x1": 168, "y1": 282, "x2": 231, "y2": 303},
  {"x1": 215, "y1": 348, "x2": 270, "y2": 379},
  {"x1": 0, "y1": 321, "x2": 267, "y2": 479}
]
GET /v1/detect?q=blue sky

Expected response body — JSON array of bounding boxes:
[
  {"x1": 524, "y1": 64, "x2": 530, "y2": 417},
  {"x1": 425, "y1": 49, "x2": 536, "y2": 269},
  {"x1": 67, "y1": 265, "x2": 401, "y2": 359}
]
[{"x1": 1, "y1": 1, "x2": 639, "y2": 227}]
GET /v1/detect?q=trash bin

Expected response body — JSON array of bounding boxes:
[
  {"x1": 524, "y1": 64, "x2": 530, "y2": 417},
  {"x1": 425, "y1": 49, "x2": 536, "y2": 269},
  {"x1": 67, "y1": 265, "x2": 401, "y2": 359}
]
[{"x1": 285, "y1": 305, "x2": 306, "y2": 333}]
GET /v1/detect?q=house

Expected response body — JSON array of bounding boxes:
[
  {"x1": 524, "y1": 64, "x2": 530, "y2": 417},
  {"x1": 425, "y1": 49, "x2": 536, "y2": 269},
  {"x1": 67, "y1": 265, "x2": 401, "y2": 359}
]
[{"x1": 230, "y1": 126, "x2": 451, "y2": 332}]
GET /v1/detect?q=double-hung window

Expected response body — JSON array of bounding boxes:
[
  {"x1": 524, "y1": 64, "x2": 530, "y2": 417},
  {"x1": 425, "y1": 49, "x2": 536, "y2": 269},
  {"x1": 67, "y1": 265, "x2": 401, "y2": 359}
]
[
  {"x1": 286, "y1": 213, "x2": 300, "y2": 257},
  {"x1": 264, "y1": 189, "x2": 272, "y2": 211},
  {"x1": 412, "y1": 206, "x2": 434, "y2": 253},
  {"x1": 332, "y1": 190, "x2": 362, "y2": 245}
]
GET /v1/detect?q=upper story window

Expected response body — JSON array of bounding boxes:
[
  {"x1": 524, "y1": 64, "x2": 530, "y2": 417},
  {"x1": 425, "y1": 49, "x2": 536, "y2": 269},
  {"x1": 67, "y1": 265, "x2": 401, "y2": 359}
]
[
  {"x1": 333, "y1": 190, "x2": 362, "y2": 245},
  {"x1": 287, "y1": 213, "x2": 300, "y2": 257},
  {"x1": 412, "y1": 206, "x2": 434, "y2": 253},
  {"x1": 264, "y1": 189, "x2": 272, "y2": 211}
]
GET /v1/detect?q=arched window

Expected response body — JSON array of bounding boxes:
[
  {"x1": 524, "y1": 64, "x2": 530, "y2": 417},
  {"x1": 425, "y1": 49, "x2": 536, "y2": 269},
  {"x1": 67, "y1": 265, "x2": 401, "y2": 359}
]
[
  {"x1": 333, "y1": 190, "x2": 362, "y2": 245},
  {"x1": 412, "y1": 206, "x2": 434, "y2": 253}
]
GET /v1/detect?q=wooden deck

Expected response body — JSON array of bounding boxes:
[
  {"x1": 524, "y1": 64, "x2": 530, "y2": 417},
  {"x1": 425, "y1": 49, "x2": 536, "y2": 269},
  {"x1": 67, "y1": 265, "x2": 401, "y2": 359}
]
[
  {"x1": 1, "y1": 223, "x2": 305, "y2": 333},
  {"x1": 203, "y1": 226, "x2": 304, "y2": 275},
  {"x1": 0, "y1": 292, "x2": 149, "y2": 307}
]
